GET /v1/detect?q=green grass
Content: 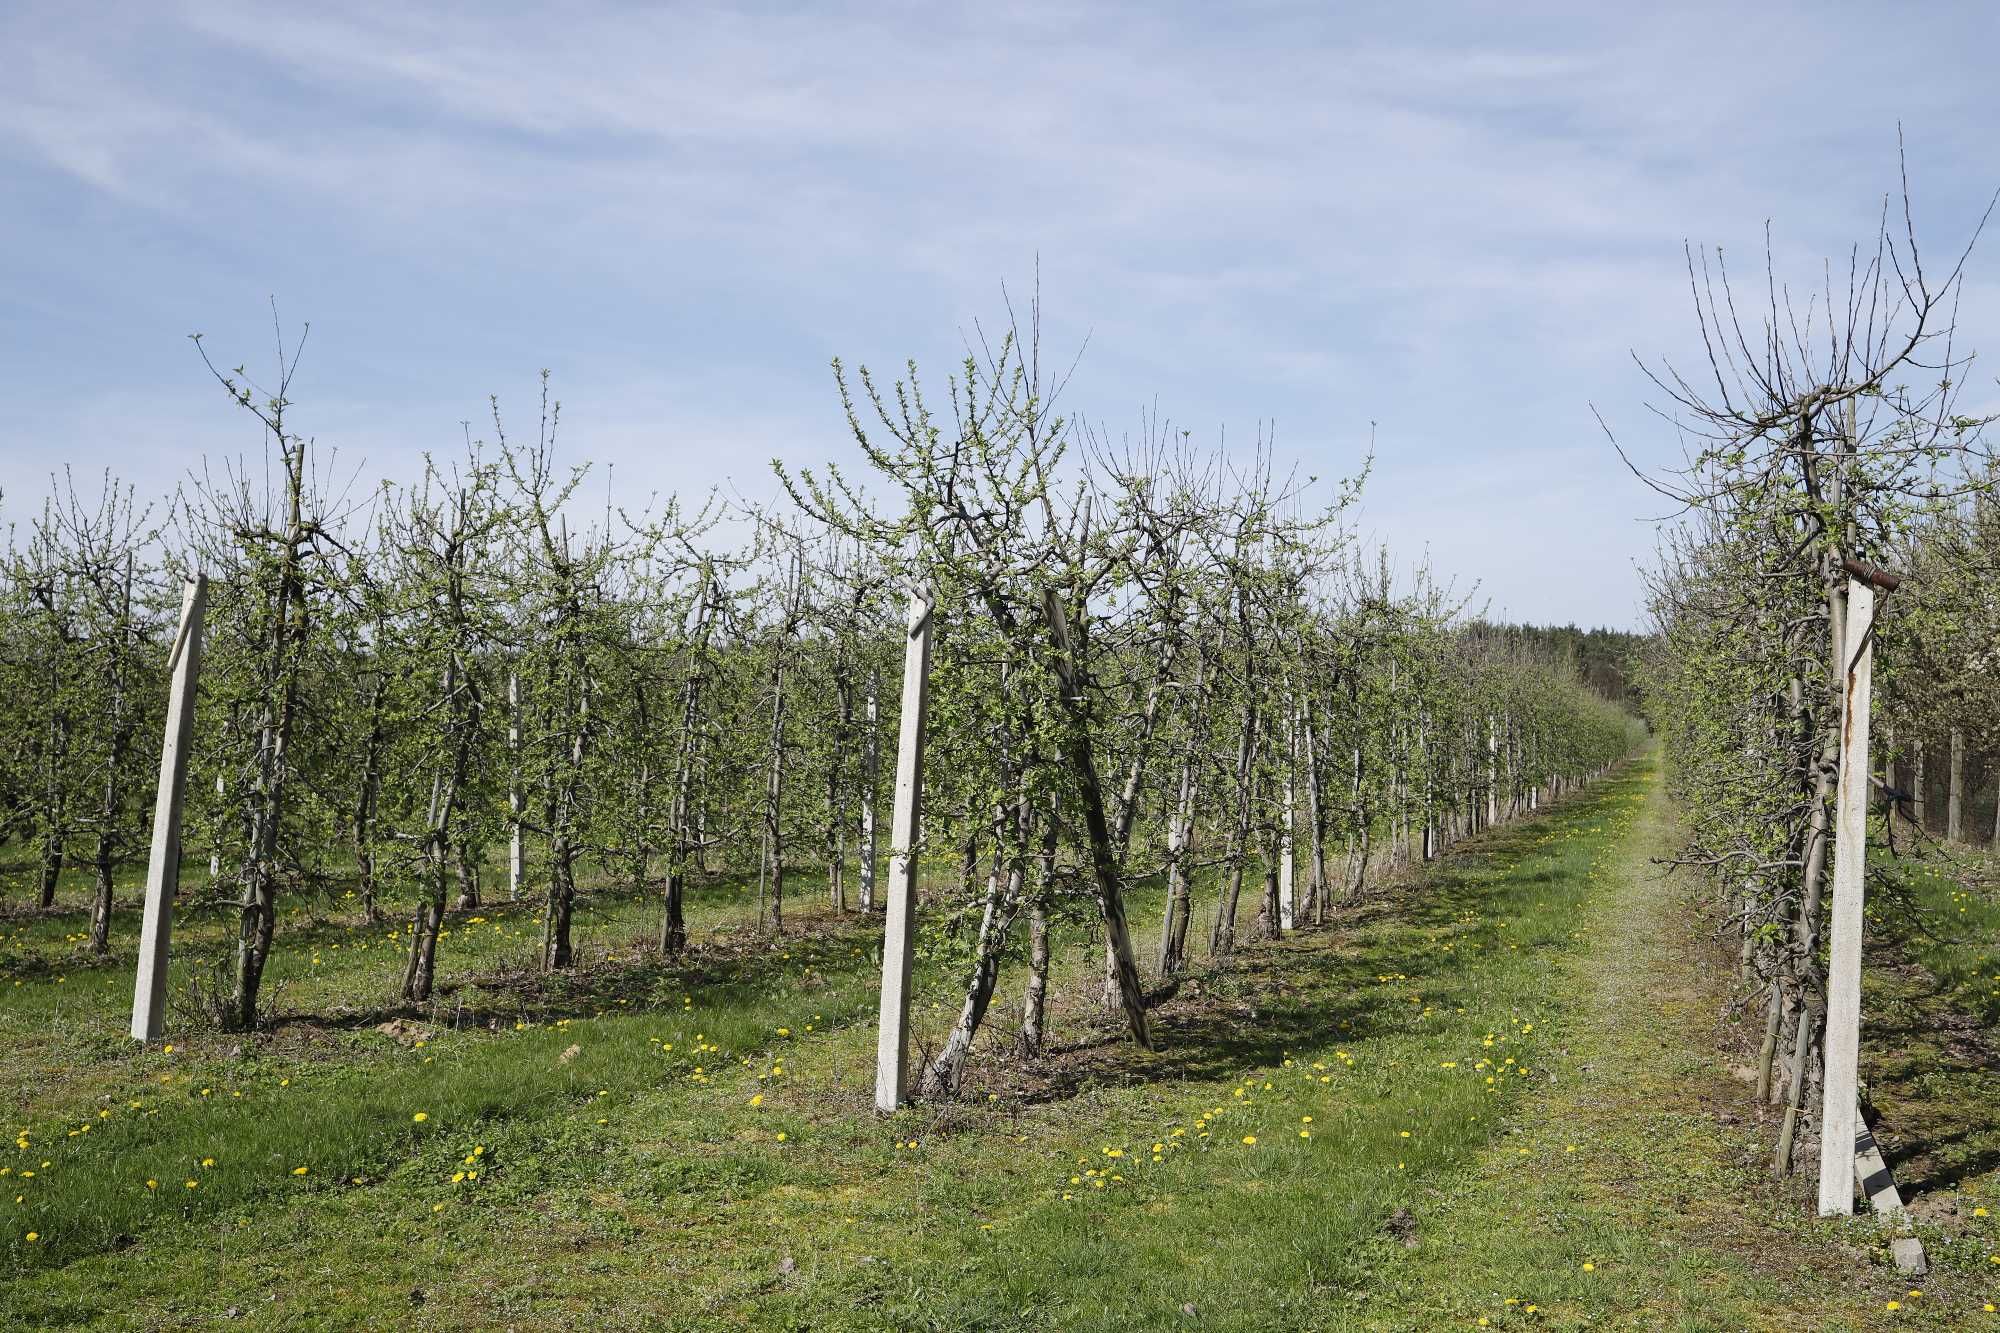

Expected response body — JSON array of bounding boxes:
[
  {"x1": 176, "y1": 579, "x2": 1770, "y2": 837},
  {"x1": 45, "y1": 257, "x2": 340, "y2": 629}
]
[{"x1": 6, "y1": 759, "x2": 1999, "y2": 1328}]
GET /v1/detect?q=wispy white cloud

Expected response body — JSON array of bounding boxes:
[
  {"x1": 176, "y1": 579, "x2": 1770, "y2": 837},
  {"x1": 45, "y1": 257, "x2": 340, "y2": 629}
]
[{"x1": 2, "y1": 1, "x2": 1997, "y2": 624}]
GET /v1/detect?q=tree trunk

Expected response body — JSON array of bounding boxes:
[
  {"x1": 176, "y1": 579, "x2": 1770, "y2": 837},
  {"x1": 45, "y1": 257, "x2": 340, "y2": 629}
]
[
  {"x1": 1947, "y1": 726, "x2": 1965, "y2": 843},
  {"x1": 1212, "y1": 692, "x2": 1260, "y2": 958},
  {"x1": 356, "y1": 668, "x2": 386, "y2": 922},
  {"x1": 660, "y1": 582, "x2": 711, "y2": 954},
  {"x1": 89, "y1": 559, "x2": 135, "y2": 955},
  {"x1": 762, "y1": 644, "x2": 788, "y2": 934},
  {"x1": 1158, "y1": 707, "x2": 1201, "y2": 976},
  {"x1": 922, "y1": 827, "x2": 1026, "y2": 1096},
  {"x1": 829, "y1": 665, "x2": 852, "y2": 911},
  {"x1": 1041, "y1": 587, "x2": 1153, "y2": 1048},
  {"x1": 860, "y1": 670, "x2": 880, "y2": 911}
]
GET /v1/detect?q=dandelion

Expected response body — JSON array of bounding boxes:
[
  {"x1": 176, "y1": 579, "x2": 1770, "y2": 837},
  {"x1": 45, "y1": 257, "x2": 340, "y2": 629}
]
[
  {"x1": 292, "y1": 1166, "x2": 309, "y2": 1176},
  {"x1": 1242, "y1": 1136, "x2": 1257, "y2": 1145},
  {"x1": 776, "y1": 1132, "x2": 788, "y2": 1142},
  {"x1": 145, "y1": 1179, "x2": 157, "y2": 1190},
  {"x1": 1885, "y1": 1300, "x2": 1900, "y2": 1311},
  {"x1": 185, "y1": 1179, "x2": 199, "y2": 1190},
  {"x1": 413, "y1": 1112, "x2": 429, "y2": 1123},
  {"x1": 1581, "y1": 1261, "x2": 1595, "y2": 1272},
  {"x1": 24, "y1": 1232, "x2": 37, "y2": 1242},
  {"x1": 749, "y1": 1094, "x2": 763, "y2": 1108},
  {"x1": 201, "y1": 1157, "x2": 215, "y2": 1167}
]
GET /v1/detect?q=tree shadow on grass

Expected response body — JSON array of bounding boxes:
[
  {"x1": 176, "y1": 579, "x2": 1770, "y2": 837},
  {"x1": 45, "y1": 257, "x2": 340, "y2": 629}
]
[
  {"x1": 1861, "y1": 953, "x2": 2000, "y2": 1200},
  {"x1": 254, "y1": 909, "x2": 883, "y2": 1042},
  {"x1": 994, "y1": 783, "x2": 1630, "y2": 1108}
]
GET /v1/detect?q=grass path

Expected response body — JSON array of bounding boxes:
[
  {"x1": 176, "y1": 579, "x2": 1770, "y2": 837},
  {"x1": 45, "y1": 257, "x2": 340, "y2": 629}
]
[
  {"x1": 9, "y1": 753, "x2": 2000, "y2": 1329},
  {"x1": 1375, "y1": 753, "x2": 2000, "y2": 1331}
]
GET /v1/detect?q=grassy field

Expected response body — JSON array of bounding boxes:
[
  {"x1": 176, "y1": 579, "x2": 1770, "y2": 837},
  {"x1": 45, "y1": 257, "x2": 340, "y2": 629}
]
[{"x1": 5, "y1": 758, "x2": 2000, "y2": 1329}]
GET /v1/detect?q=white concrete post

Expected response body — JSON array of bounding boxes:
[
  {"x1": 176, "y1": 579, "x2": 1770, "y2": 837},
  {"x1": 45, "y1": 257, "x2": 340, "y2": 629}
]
[
  {"x1": 1818, "y1": 576, "x2": 1875, "y2": 1215},
  {"x1": 874, "y1": 586, "x2": 934, "y2": 1112},
  {"x1": 507, "y1": 669, "x2": 523, "y2": 900},
  {"x1": 131, "y1": 576, "x2": 207, "y2": 1042},
  {"x1": 1278, "y1": 695, "x2": 1296, "y2": 930}
]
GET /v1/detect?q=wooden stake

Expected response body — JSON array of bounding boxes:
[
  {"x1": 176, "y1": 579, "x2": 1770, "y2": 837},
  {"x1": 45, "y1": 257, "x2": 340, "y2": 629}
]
[
  {"x1": 874, "y1": 586, "x2": 934, "y2": 1112},
  {"x1": 130, "y1": 576, "x2": 207, "y2": 1042},
  {"x1": 1818, "y1": 576, "x2": 1874, "y2": 1215}
]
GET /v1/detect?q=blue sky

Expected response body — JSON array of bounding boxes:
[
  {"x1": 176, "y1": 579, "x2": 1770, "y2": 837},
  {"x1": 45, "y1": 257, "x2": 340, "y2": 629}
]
[{"x1": 3, "y1": 2, "x2": 1997, "y2": 627}]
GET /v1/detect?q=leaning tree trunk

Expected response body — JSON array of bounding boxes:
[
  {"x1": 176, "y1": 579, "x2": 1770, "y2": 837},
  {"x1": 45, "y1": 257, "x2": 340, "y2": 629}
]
[
  {"x1": 1158, "y1": 705, "x2": 1202, "y2": 975},
  {"x1": 1041, "y1": 588, "x2": 1153, "y2": 1048},
  {"x1": 924, "y1": 794, "x2": 1031, "y2": 1095},
  {"x1": 1100, "y1": 670, "x2": 1164, "y2": 1008}
]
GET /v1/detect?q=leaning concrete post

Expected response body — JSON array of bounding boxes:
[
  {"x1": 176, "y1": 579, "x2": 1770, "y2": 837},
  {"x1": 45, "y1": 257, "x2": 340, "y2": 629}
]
[
  {"x1": 874, "y1": 585, "x2": 934, "y2": 1112},
  {"x1": 1818, "y1": 574, "x2": 1875, "y2": 1215},
  {"x1": 131, "y1": 575, "x2": 207, "y2": 1042}
]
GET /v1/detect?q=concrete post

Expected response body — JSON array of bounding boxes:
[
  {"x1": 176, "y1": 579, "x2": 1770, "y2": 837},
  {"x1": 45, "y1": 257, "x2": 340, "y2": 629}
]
[
  {"x1": 131, "y1": 576, "x2": 207, "y2": 1042},
  {"x1": 507, "y1": 669, "x2": 523, "y2": 901},
  {"x1": 874, "y1": 586, "x2": 934, "y2": 1112},
  {"x1": 1818, "y1": 576, "x2": 1875, "y2": 1215},
  {"x1": 1279, "y1": 696, "x2": 1296, "y2": 931}
]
